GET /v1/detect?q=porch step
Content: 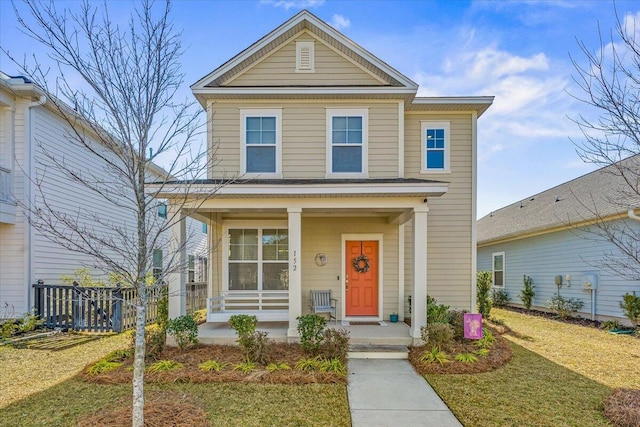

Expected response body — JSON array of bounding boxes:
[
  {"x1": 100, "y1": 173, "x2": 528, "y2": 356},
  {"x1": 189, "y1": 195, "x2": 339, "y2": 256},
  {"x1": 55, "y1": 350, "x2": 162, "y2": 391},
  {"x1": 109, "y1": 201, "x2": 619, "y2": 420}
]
[{"x1": 348, "y1": 344, "x2": 409, "y2": 360}]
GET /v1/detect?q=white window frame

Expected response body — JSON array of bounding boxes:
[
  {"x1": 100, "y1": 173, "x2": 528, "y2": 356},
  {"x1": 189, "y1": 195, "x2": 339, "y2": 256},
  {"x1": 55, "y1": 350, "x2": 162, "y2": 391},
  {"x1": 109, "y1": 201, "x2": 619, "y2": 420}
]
[
  {"x1": 295, "y1": 41, "x2": 315, "y2": 72},
  {"x1": 326, "y1": 108, "x2": 369, "y2": 178},
  {"x1": 420, "y1": 120, "x2": 451, "y2": 174},
  {"x1": 492, "y1": 252, "x2": 505, "y2": 288},
  {"x1": 222, "y1": 221, "x2": 289, "y2": 292},
  {"x1": 240, "y1": 109, "x2": 282, "y2": 178}
]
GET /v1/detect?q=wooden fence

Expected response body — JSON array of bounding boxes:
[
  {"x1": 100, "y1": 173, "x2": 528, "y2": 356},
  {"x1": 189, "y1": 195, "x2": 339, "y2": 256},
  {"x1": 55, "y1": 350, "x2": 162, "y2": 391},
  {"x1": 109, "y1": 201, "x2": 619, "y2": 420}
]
[{"x1": 33, "y1": 281, "x2": 208, "y2": 333}]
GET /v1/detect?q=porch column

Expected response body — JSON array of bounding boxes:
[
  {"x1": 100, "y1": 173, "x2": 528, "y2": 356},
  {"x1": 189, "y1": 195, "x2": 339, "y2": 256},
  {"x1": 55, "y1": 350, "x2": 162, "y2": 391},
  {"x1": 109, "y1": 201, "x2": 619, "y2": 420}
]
[
  {"x1": 411, "y1": 206, "x2": 429, "y2": 341},
  {"x1": 168, "y1": 204, "x2": 187, "y2": 319},
  {"x1": 287, "y1": 207, "x2": 302, "y2": 337}
]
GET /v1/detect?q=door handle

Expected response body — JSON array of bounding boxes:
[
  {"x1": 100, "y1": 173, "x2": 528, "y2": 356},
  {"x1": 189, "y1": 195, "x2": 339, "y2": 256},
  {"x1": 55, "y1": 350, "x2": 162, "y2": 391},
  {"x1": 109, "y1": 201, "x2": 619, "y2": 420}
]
[{"x1": 345, "y1": 274, "x2": 349, "y2": 291}]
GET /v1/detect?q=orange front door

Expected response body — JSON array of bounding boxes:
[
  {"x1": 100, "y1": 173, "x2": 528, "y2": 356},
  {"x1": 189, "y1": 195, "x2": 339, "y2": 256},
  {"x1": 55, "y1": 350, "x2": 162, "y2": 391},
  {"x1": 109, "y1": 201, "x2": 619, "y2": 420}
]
[{"x1": 345, "y1": 240, "x2": 378, "y2": 316}]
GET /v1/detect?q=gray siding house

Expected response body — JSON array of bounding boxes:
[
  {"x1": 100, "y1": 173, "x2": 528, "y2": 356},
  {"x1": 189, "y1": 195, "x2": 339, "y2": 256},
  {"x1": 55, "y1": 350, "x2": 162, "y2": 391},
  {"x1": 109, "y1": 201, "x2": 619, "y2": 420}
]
[{"x1": 477, "y1": 158, "x2": 640, "y2": 325}]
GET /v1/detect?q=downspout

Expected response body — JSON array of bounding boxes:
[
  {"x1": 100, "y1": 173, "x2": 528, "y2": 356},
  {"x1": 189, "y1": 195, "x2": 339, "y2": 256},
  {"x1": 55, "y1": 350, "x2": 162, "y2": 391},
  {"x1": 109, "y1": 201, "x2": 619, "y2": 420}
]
[{"x1": 24, "y1": 94, "x2": 47, "y2": 310}]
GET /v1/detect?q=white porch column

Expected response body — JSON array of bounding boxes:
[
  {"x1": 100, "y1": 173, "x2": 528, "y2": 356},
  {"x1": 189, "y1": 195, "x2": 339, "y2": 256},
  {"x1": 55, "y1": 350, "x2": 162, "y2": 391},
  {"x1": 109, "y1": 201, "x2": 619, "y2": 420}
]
[
  {"x1": 411, "y1": 206, "x2": 429, "y2": 341},
  {"x1": 287, "y1": 207, "x2": 302, "y2": 337},
  {"x1": 168, "y1": 205, "x2": 187, "y2": 319}
]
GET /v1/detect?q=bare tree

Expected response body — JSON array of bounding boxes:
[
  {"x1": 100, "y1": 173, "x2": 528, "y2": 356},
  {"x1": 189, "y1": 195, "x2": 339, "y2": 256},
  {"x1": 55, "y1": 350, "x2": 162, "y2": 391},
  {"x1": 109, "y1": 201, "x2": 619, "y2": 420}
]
[
  {"x1": 570, "y1": 6, "x2": 640, "y2": 280},
  {"x1": 5, "y1": 1, "x2": 216, "y2": 425}
]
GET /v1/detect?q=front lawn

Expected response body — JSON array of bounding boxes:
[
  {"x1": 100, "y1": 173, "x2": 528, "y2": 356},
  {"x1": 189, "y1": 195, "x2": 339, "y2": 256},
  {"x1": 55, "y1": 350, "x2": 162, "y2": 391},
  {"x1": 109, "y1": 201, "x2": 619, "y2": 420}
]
[{"x1": 424, "y1": 308, "x2": 640, "y2": 426}]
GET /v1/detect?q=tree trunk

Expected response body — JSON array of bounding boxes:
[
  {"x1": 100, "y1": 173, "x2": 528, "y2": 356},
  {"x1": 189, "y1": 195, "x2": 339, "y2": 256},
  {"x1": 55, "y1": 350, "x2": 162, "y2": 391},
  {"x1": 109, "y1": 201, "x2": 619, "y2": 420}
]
[{"x1": 132, "y1": 303, "x2": 146, "y2": 427}]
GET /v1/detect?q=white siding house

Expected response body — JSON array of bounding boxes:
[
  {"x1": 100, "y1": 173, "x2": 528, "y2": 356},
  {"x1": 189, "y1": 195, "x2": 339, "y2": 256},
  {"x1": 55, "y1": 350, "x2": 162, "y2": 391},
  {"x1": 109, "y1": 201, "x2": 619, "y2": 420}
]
[
  {"x1": 477, "y1": 158, "x2": 640, "y2": 324},
  {"x1": 0, "y1": 73, "x2": 207, "y2": 316}
]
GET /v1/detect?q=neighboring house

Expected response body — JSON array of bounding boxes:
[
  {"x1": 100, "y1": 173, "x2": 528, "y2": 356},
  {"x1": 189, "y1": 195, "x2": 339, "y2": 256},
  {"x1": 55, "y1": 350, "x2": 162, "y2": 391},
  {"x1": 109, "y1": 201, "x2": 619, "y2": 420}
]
[
  {"x1": 477, "y1": 158, "x2": 640, "y2": 325},
  {"x1": 155, "y1": 10, "x2": 493, "y2": 342},
  {"x1": 0, "y1": 73, "x2": 207, "y2": 316}
]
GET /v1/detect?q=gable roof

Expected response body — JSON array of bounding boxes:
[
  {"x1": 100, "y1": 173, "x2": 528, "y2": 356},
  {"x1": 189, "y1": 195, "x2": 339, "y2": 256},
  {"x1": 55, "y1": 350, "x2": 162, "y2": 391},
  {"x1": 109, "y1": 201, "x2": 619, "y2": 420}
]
[
  {"x1": 191, "y1": 10, "x2": 417, "y2": 93},
  {"x1": 477, "y1": 156, "x2": 640, "y2": 245}
]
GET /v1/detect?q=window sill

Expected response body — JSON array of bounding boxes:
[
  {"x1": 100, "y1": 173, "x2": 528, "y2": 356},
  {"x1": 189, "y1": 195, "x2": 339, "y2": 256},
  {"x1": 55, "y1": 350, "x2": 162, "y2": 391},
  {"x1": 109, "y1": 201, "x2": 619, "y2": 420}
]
[{"x1": 420, "y1": 169, "x2": 451, "y2": 175}]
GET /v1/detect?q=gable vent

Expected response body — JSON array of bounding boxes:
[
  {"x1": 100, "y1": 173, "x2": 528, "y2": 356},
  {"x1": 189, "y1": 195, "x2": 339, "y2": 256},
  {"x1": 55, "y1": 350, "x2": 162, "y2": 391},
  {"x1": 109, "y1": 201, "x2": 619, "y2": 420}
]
[{"x1": 296, "y1": 41, "x2": 315, "y2": 72}]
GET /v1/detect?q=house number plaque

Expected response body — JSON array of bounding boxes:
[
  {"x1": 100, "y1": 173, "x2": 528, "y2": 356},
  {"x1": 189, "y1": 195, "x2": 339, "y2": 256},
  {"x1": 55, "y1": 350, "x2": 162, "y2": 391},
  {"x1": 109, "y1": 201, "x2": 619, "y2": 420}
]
[{"x1": 292, "y1": 250, "x2": 297, "y2": 271}]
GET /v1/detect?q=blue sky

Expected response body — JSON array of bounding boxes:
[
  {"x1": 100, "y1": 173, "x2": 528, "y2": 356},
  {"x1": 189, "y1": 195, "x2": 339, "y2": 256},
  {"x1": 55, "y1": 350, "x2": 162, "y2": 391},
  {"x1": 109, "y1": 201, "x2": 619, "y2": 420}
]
[{"x1": 1, "y1": 0, "x2": 637, "y2": 218}]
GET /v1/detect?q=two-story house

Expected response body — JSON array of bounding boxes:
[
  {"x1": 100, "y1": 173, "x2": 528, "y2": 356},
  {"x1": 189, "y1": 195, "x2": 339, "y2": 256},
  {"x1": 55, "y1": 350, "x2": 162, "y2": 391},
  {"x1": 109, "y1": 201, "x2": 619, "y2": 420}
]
[
  {"x1": 158, "y1": 10, "x2": 492, "y2": 343},
  {"x1": 0, "y1": 73, "x2": 207, "y2": 316}
]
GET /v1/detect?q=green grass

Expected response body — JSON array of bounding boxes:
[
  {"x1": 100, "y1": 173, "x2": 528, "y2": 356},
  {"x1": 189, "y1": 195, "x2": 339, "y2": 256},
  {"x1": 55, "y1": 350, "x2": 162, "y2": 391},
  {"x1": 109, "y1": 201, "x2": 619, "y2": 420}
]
[
  {"x1": 424, "y1": 308, "x2": 640, "y2": 426},
  {"x1": 0, "y1": 332, "x2": 350, "y2": 426},
  {"x1": 0, "y1": 378, "x2": 350, "y2": 427}
]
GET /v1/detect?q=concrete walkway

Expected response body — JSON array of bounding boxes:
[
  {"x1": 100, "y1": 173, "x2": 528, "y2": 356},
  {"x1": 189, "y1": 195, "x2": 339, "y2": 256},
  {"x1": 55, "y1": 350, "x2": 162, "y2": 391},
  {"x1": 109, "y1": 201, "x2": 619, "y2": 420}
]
[{"x1": 347, "y1": 359, "x2": 463, "y2": 427}]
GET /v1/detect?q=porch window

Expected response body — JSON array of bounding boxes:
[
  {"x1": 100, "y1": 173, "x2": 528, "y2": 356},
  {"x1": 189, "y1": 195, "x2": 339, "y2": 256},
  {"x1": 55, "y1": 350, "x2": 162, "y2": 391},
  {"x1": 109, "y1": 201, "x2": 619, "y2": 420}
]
[
  {"x1": 188, "y1": 255, "x2": 195, "y2": 282},
  {"x1": 492, "y1": 252, "x2": 505, "y2": 288},
  {"x1": 326, "y1": 108, "x2": 368, "y2": 176},
  {"x1": 421, "y1": 121, "x2": 450, "y2": 173},
  {"x1": 241, "y1": 109, "x2": 282, "y2": 176},
  {"x1": 228, "y1": 228, "x2": 288, "y2": 291},
  {"x1": 152, "y1": 249, "x2": 163, "y2": 280}
]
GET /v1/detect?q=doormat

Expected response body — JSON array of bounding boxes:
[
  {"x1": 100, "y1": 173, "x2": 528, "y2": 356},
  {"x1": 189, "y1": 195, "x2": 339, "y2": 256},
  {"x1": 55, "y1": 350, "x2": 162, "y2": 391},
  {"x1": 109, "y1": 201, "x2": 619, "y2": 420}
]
[{"x1": 347, "y1": 321, "x2": 389, "y2": 326}]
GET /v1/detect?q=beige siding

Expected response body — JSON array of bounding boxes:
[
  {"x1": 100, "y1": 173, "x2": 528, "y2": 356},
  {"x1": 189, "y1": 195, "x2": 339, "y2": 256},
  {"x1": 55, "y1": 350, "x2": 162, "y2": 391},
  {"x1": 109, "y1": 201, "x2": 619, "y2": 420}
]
[
  {"x1": 404, "y1": 114, "x2": 474, "y2": 310},
  {"x1": 228, "y1": 35, "x2": 384, "y2": 87},
  {"x1": 209, "y1": 101, "x2": 400, "y2": 179}
]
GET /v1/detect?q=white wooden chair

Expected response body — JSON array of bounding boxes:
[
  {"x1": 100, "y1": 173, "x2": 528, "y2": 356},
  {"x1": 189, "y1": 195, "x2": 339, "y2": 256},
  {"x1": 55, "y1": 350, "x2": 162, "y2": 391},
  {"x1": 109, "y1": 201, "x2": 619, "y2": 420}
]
[{"x1": 310, "y1": 290, "x2": 337, "y2": 324}]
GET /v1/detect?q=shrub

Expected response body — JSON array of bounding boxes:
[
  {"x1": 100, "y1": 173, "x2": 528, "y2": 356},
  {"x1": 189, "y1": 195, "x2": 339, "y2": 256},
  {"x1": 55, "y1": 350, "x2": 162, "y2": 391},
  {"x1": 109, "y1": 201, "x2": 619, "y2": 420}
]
[
  {"x1": 229, "y1": 314, "x2": 257, "y2": 338},
  {"x1": 447, "y1": 309, "x2": 467, "y2": 341},
  {"x1": 297, "y1": 314, "x2": 327, "y2": 354},
  {"x1": 242, "y1": 330, "x2": 271, "y2": 365},
  {"x1": 520, "y1": 275, "x2": 535, "y2": 310},
  {"x1": 419, "y1": 347, "x2": 450, "y2": 365},
  {"x1": 620, "y1": 292, "x2": 640, "y2": 328},
  {"x1": 199, "y1": 360, "x2": 230, "y2": 372},
  {"x1": 491, "y1": 289, "x2": 510, "y2": 308},
  {"x1": 233, "y1": 359, "x2": 256, "y2": 374},
  {"x1": 0, "y1": 320, "x2": 18, "y2": 339},
  {"x1": 130, "y1": 324, "x2": 166, "y2": 359},
  {"x1": 475, "y1": 348, "x2": 490, "y2": 357},
  {"x1": 266, "y1": 362, "x2": 291, "y2": 372},
  {"x1": 104, "y1": 349, "x2": 132, "y2": 363},
  {"x1": 319, "y1": 358, "x2": 347, "y2": 376},
  {"x1": 455, "y1": 353, "x2": 478, "y2": 363},
  {"x1": 476, "y1": 271, "x2": 493, "y2": 317},
  {"x1": 548, "y1": 295, "x2": 584, "y2": 319},
  {"x1": 421, "y1": 322, "x2": 454, "y2": 351},
  {"x1": 427, "y1": 295, "x2": 451, "y2": 323},
  {"x1": 147, "y1": 360, "x2": 184, "y2": 373},
  {"x1": 295, "y1": 356, "x2": 323, "y2": 371},
  {"x1": 319, "y1": 328, "x2": 350, "y2": 362},
  {"x1": 476, "y1": 328, "x2": 495, "y2": 349},
  {"x1": 166, "y1": 314, "x2": 199, "y2": 350},
  {"x1": 191, "y1": 309, "x2": 207, "y2": 325},
  {"x1": 17, "y1": 312, "x2": 44, "y2": 333}
]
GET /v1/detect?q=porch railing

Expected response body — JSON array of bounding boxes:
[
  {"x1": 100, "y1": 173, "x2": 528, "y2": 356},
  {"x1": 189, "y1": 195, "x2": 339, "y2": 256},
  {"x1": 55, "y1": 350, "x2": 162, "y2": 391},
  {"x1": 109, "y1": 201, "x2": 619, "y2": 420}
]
[{"x1": 208, "y1": 290, "x2": 289, "y2": 321}]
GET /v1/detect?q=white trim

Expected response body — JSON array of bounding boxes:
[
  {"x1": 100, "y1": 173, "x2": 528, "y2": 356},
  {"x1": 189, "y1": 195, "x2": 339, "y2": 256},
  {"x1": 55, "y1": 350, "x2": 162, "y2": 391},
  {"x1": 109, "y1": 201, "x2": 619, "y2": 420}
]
[
  {"x1": 420, "y1": 120, "x2": 451, "y2": 174},
  {"x1": 240, "y1": 108, "x2": 283, "y2": 178},
  {"x1": 398, "y1": 101, "x2": 404, "y2": 178},
  {"x1": 222, "y1": 223, "x2": 289, "y2": 293},
  {"x1": 155, "y1": 182, "x2": 448, "y2": 198},
  {"x1": 295, "y1": 41, "x2": 315, "y2": 72},
  {"x1": 325, "y1": 108, "x2": 369, "y2": 178},
  {"x1": 193, "y1": 87, "x2": 417, "y2": 96},
  {"x1": 398, "y1": 223, "x2": 405, "y2": 321},
  {"x1": 492, "y1": 251, "x2": 505, "y2": 289},
  {"x1": 470, "y1": 111, "x2": 478, "y2": 313},
  {"x1": 341, "y1": 233, "x2": 384, "y2": 321}
]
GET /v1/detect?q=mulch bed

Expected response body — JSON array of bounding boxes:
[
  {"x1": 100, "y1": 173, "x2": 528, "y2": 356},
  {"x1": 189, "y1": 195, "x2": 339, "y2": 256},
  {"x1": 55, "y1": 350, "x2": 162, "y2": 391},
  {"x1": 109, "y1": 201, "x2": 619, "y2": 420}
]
[
  {"x1": 408, "y1": 328, "x2": 512, "y2": 375},
  {"x1": 81, "y1": 343, "x2": 346, "y2": 385},
  {"x1": 77, "y1": 390, "x2": 209, "y2": 427},
  {"x1": 603, "y1": 388, "x2": 640, "y2": 427}
]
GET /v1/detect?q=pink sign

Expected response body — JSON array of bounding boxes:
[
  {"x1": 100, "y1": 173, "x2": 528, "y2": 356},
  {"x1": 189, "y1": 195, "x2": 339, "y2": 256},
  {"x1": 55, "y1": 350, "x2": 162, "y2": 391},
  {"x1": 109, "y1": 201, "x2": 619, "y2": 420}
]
[{"x1": 464, "y1": 313, "x2": 483, "y2": 340}]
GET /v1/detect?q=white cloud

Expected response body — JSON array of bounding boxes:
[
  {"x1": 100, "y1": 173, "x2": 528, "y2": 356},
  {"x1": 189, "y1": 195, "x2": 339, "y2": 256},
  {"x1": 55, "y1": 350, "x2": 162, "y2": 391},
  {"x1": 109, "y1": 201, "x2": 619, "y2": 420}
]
[
  {"x1": 331, "y1": 14, "x2": 350, "y2": 30},
  {"x1": 260, "y1": 0, "x2": 325, "y2": 10}
]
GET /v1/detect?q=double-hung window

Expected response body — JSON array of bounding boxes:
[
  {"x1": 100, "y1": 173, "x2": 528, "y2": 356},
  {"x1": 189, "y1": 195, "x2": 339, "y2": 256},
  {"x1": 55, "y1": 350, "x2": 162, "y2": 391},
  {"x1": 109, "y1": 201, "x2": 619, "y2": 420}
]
[
  {"x1": 241, "y1": 109, "x2": 282, "y2": 177},
  {"x1": 227, "y1": 228, "x2": 289, "y2": 291},
  {"x1": 326, "y1": 108, "x2": 368, "y2": 176},
  {"x1": 492, "y1": 252, "x2": 505, "y2": 288},
  {"x1": 421, "y1": 121, "x2": 450, "y2": 173}
]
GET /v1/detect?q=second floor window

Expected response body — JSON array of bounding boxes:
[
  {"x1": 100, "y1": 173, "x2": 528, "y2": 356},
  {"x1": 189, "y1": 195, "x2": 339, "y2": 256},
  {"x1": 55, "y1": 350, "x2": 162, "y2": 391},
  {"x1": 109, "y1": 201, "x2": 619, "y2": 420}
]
[
  {"x1": 326, "y1": 108, "x2": 368, "y2": 176},
  {"x1": 421, "y1": 121, "x2": 450, "y2": 173},
  {"x1": 241, "y1": 109, "x2": 282, "y2": 176}
]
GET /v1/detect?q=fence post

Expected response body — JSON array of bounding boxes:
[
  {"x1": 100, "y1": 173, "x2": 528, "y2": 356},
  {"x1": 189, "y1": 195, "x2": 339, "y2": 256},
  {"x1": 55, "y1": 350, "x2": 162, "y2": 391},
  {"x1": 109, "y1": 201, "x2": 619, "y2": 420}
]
[
  {"x1": 34, "y1": 281, "x2": 44, "y2": 321},
  {"x1": 72, "y1": 282, "x2": 81, "y2": 331},
  {"x1": 112, "y1": 284, "x2": 123, "y2": 333}
]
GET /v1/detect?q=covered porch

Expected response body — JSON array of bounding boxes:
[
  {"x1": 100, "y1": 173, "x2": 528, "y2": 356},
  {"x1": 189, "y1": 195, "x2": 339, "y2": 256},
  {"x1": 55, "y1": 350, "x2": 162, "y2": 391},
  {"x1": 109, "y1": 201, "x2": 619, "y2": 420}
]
[{"x1": 161, "y1": 179, "x2": 448, "y2": 345}]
